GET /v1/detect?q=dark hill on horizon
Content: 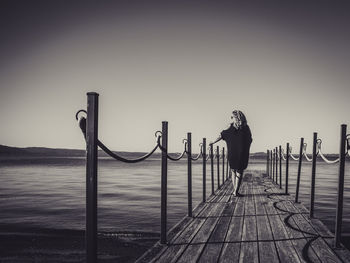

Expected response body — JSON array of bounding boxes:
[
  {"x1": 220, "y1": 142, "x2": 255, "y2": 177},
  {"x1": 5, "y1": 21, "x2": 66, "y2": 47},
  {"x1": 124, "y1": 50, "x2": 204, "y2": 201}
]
[{"x1": 0, "y1": 144, "x2": 339, "y2": 160}]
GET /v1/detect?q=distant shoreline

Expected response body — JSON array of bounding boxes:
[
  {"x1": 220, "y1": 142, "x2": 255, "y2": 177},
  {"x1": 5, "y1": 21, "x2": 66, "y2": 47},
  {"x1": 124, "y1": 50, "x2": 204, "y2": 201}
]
[
  {"x1": 0, "y1": 144, "x2": 267, "y2": 159},
  {"x1": 0, "y1": 144, "x2": 340, "y2": 160}
]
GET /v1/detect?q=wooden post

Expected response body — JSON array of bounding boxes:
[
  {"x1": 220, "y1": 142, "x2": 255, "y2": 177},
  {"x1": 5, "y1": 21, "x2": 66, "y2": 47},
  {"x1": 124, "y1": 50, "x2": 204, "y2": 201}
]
[
  {"x1": 222, "y1": 147, "x2": 225, "y2": 183},
  {"x1": 295, "y1": 138, "x2": 304, "y2": 203},
  {"x1": 187, "y1": 132, "x2": 192, "y2": 217},
  {"x1": 210, "y1": 144, "x2": 214, "y2": 195},
  {"x1": 270, "y1": 150, "x2": 273, "y2": 179},
  {"x1": 275, "y1": 147, "x2": 278, "y2": 184},
  {"x1": 279, "y1": 145, "x2": 282, "y2": 189},
  {"x1": 202, "y1": 138, "x2": 206, "y2": 203},
  {"x1": 272, "y1": 149, "x2": 275, "y2": 182},
  {"x1": 217, "y1": 146, "x2": 220, "y2": 189},
  {"x1": 310, "y1": 132, "x2": 317, "y2": 218},
  {"x1": 160, "y1": 121, "x2": 168, "y2": 244},
  {"x1": 285, "y1": 143, "x2": 290, "y2": 195},
  {"x1": 266, "y1": 150, "x2": 270, "y2": 177},
  {"x1": 86, "y1": 92, "x2": 99, "y2": 263},
  {"x1": 335, "y1": 124, "x2": 347, "y2": 247}
]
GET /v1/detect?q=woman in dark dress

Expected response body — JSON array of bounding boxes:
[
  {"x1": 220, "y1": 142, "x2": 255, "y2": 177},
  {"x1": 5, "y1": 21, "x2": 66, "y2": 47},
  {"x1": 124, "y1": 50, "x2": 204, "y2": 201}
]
[{"x1": 210, "y1": 110, "x2": 252, "y2": 196}]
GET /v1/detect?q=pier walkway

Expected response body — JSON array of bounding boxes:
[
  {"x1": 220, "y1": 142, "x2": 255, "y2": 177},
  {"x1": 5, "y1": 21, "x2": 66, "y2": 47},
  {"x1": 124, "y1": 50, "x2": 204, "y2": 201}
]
[{"x1": 137, "y1": 171, "x2": 350, "y2": 263}]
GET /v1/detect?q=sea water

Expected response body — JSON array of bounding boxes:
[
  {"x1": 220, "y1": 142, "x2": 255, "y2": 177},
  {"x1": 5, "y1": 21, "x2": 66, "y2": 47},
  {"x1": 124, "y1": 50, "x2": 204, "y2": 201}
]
[{"x1": 0, "y1": 157, "x2": 349, "y2": 237}]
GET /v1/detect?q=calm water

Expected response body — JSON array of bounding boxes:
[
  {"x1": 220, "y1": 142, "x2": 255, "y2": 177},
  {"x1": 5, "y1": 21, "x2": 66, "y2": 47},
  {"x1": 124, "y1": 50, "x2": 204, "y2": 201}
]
[{"x1": 0, "y1": 157, "x2": 349, "y2": 237}]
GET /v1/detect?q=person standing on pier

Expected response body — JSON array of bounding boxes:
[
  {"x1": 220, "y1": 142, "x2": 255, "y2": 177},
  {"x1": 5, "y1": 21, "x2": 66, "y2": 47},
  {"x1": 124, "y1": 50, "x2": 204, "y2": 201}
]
[{"x1": 210, "y1": 110, "x2": 252, "y2": 196}]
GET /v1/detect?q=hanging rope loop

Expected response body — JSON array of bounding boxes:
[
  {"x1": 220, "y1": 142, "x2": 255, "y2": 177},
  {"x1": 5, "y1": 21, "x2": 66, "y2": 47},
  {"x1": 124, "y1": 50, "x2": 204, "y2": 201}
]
[
  {"x1": 288, "y1": 146, "x2": 300, "y2": 161},
  {"x1": 280, "y1": 148, "x2": 286, "y2": 161},
  {"x1": 315, "y1": 138, "x2": 340, "y2": 164},
  {"x1": 75, "y1": 109, "x2": 160, "y2": 163},
  {"x1": 158, "y1": 137, "x2": 187, "y2": 161},
  {"x1": 191, "y1": 143, "x2": 203, "y2": 161},
  {"x1": 303, "y1": 143, "x2": 313, "y2": 162}
]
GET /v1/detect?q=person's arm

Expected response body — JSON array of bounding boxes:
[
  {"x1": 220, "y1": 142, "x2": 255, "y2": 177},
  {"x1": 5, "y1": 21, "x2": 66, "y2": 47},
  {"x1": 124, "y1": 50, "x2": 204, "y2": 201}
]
[{"x1": 209, "y1": 135, "x2": 222, "y2": 146}]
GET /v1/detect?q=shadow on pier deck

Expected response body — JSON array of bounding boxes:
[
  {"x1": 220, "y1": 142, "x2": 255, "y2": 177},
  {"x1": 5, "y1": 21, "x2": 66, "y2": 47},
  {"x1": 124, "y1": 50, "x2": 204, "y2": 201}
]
[{"x1": 137, "y1": 171, "x2": 350, "y2": 263}]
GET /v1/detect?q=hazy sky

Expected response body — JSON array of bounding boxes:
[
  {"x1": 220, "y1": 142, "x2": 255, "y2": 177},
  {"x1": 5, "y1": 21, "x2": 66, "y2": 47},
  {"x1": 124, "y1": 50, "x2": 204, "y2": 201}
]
[{"x1": 1, "y1": 1, "x2": 350, "y2": 154}]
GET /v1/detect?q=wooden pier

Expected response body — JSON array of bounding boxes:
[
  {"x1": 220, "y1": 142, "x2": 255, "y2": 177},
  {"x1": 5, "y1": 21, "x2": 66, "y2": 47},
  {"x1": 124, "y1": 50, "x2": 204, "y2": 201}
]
[
  {"x1": 77, "y1": 95, "x2": 349, "y2": 262},
  {"x1": 137, "y1": 171, "x2": 350, "y2": 263}
]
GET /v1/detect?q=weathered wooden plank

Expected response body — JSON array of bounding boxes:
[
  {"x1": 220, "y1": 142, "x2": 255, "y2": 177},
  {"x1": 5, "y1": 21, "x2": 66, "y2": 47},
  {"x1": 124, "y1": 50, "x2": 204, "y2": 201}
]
[
  {"x1": 209, "y1": 215, "x2": 231, "y2": 242},
  {"x1": 276, "y1": 202, "x2": 320, "y2": 263},
  {"x1": 254, "y1": 188, "x2": 266, "y2": 215},
  {"x1": 275, "y1": 240, "x2": 302, "y2": 262},
  {"x1": 226, "y1": 216, "x2": 244, "y2": 242},
  {"x1": 197, "y1": 243, "x2": 223, "y2": 263},
  {"x1": 278, "y1": 192, "x2": 350, "y2": 262},
  {"x1": 258, "y1": 241, "x2": 279, "y2": 263},
  {"x1": 156, "y1": 244, "x2": 187, "y2": 263},
  {"x1": 233, "y1": 200, "x2": 245, "y2": 216},
  {"x1": 293, "y1": 237, "x2": 322, "y2": 263},
  {"x1": 254, "y1": 178, "x2": 274, "y2": 244},
  {"x1": 256, "y1": 215, "x2": 273, "y2": 240},
  {"x1": 268, "y1": 180, "x2": 320, "y2": 263},
  {"x1": 219, "y1": 242, "x2": 240, "y2": 263},
  {"x1": 171, "y1": 181, "x2": 232, "y2": 262},
  {"x1": 198, "y1": 202, "x2": 218, "y2": 217},
  {"x1": 254, "y1": 178, "x2": 281, "y2": 262},
  {"x1": 211, "y1": 181, "x2": 231, "y2": 203},
  {"x1": 244, "y1": 181, "x2": 255, "y2": 216},
  {"x1": 268, "y1": 214, "x2": 289, "y2": 240},
  {"x1": 209, "y1": 202, "x2": 227, "y2": 217},
  {"x1": 242, "y1": 216, "x2": 257, "y2": 241},
  {"x1": 239, "y1": 241, "x2": 259, "y2": 263},
  {"x1": 135, "y1": 242, "x2": 166, "y2": 263},
  {"x1": 191, "y1": 217, "x2": 218, "y2": 243},
  {"x1": 174, "y1": 218, "x2": 206, "y2": 244},
  {"x1": 222, "y1": 201, "x2": 235, "y2": 216},
  {"x1": 311, "y1": 237, "x2": 343, "y2": 263},
  {"x1": 176, "y1": 244, "x2": 205, "y2": 263}
]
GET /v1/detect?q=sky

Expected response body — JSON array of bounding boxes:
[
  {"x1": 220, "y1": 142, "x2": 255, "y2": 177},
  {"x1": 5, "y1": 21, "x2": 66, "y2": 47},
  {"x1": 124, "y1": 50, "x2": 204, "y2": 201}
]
[{"x1": 1, "y1": 1, "x2": 350, "y2": 154}]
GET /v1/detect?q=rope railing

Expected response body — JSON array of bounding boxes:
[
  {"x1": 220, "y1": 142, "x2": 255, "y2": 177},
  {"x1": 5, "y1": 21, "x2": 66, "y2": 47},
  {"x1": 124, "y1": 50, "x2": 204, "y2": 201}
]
[
  {"x1": 288, "y1": 147, "x2": 300, "y2": 161},
  {"x1": 267, "y1": 125, "x2": 349, "y2": 248},
  {"x1": 158, "y1": 136, "x2": 188, "y2": 161},
  {"x1": 77, "y1": 112, "x2": 161, "y2": 163},
  {"x1": 302, "y1": 143, "x2": 314, "y2": 162},
  {"x1": 280, "y1": 148, "x2": 287, "y2": 161},
  {"x1": 316, "y1": 139, "x2": 340, "y2": 164},
  {"x1": 76, "y1": 92, "x2": 231, "y2": 261},
  {"x1": 191, "y1": 143, "x2": 203, "y2": 161},
  {"x1": 98, "y1": 139, "x2": 160, "y2": 163}
]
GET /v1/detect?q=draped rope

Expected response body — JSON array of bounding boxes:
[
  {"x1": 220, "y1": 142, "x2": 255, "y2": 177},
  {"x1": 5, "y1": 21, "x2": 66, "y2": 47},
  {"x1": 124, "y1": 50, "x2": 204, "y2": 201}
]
[
  {"x1": 98, "y1": 138, "x2": 159, "y2": 163},
  {"x1": 303, "y1": 143, "x2": 313, "y2": 162},
  {"x1": 316, "y1": 139, "x2": 340, "y2": 164},
  {"x1": 77, "y1": 112, "x2": 161, "y2": 163},
  {"x1": 158, "y1": 137, "x2": 187, "y2": 161},
  {"x1": 289, "y1": 153, "x2": 300, "y2": 161},
  {"x1": 191, "y1": 143, "x2": 203, "y2": 161},
  {"x1": 288, "y1": 146, "x2": 300, "y2": 161},
  {"x1": 280, "y1": 148, "x2": 286, "y2": 161}
]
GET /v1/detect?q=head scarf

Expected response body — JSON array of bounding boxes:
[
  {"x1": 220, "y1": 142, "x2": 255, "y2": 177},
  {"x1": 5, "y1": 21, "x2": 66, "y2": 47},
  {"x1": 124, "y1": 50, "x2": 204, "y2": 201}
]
[{"x1": 231, "y1": 110, "x2": 247, "y2": 130}]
